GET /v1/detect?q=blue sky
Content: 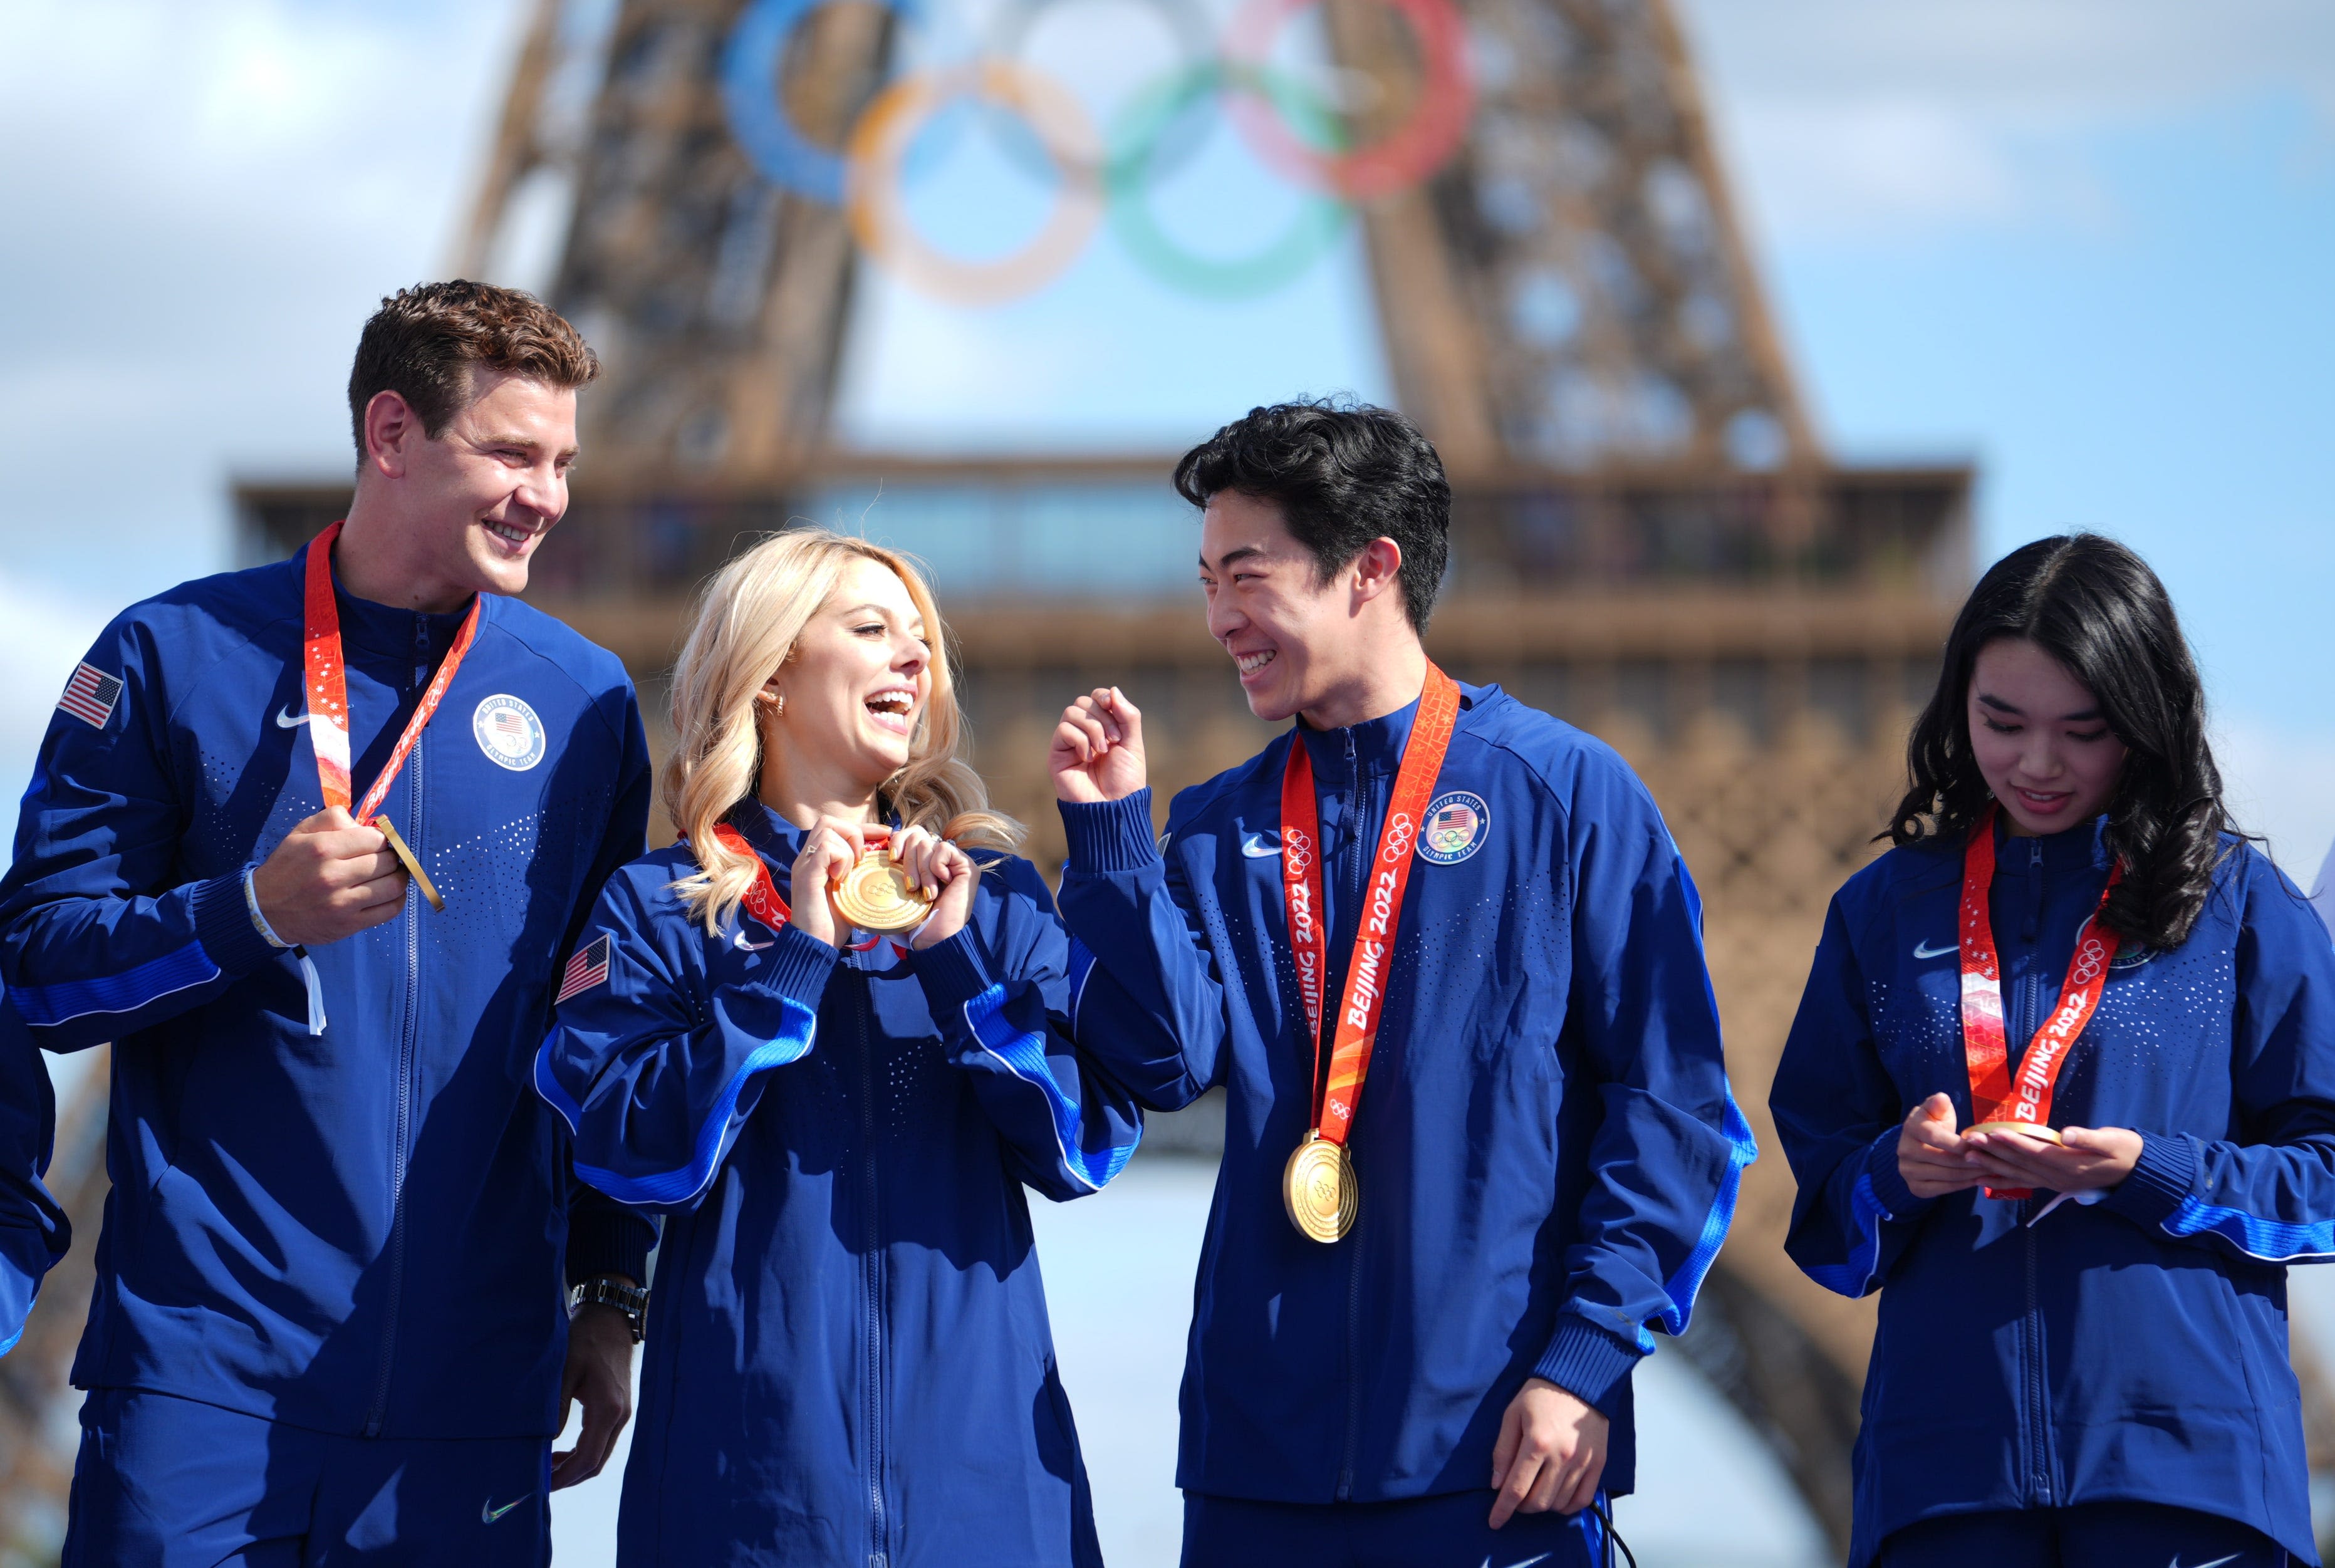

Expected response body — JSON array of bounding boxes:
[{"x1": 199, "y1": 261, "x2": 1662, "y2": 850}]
[{"x1": 0, "y1": 0, "x2": 2329, "y2": 870}]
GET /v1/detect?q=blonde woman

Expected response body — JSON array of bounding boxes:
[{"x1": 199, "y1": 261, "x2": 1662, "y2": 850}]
[{"x1": 535, "y1": 529, "x2": 1140, "y2": 1567}]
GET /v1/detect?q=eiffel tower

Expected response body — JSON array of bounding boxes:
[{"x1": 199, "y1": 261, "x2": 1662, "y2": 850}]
[{"x1": 10, "y1": 1, "x2": 2317, "y2": 1559}]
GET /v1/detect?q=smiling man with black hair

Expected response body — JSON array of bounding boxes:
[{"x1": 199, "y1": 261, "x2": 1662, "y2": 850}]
[{"x1": 1048, "y1": 399, "x2": 1753, "y2": 1568}]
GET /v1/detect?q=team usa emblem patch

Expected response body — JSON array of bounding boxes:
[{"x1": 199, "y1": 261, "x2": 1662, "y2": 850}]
[
  {"x1": 1417, "y1": 791, "x2": 1490, "y2": 864},
  {"x1": 472, "y1": 694, "x2": 546, "y2": 771},
  {"x1": 557, "y1": 934, "x2": 612, "y2": 1004},
  {"x1": 57, "y1": 661, "x2": 122, "y2": 730}
]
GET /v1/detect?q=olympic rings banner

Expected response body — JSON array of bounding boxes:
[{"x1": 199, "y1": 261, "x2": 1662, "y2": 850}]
[{"x1": 719, "y1": 0, "x2": 1477, "y2": 306}]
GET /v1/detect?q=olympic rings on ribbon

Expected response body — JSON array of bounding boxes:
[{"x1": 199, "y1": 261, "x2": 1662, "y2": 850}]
[
  {"x1": 719, "y1": 0, "x2": 1479, "y2": 304},
  {"x1": 846, "y1": 60, "x2": 1105, "y2": 308},
  {"x1": 1223, "y1": 0, "x2": 1475, "y2": 202},
  {"x1": 1105, "y1": 63, "x2": 1351, "y2": 301}
]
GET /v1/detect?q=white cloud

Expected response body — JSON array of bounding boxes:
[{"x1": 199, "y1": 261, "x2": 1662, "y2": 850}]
[
  {"x1": 0, "y1": 0, "x2": 529, "y2": 596},
  {"x1": 1677, "y1": 0, "x2": 2335, "y2": 246},
  {"x1": 2215, "y1": 716, "x2": 2335, "y2": 887}
]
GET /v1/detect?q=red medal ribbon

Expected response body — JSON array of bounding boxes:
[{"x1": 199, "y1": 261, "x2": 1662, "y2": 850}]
[
  {"x1": 707, "y1": 819, "x2": 907, "y2": 955},
  {"x1": 301, "y1": 519, "x2": 482, "y2": 826},
  {"x1": 710, "y1": 822, "x2": 793, "y2": 932},
  {"x1": 1279, "y1": 666, "x2": 1462, "y2": 1147},
  {"x1": 1958, "y1": 804, "x2": 2123, "y2": 1195}
]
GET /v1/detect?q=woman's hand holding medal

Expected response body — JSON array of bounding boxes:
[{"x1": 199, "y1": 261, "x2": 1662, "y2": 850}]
[
  {"x1": 788, "y1": 816, "x2": 880, "y2": 951},
  {"x1": 890, "y1": 824, "x2": 975, "y2": 950},
  {"x1": 1898, "y1": 1093, "x2": 2141, "y2": 1198},
  {"x1": 786, "y1": 818, "x2": 970, "y2": 952},
  {"x1": 1963, "y1": 1121, "x2": 2140, "y2": 1193}
]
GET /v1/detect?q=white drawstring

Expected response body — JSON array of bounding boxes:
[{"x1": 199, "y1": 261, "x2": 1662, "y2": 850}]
[
  {"x1": 296, "y1": 949, "x2": 327, "y2": 1037},
  {"x1": 247, "y1": 866, "x2": 326, "y2": 1037}
]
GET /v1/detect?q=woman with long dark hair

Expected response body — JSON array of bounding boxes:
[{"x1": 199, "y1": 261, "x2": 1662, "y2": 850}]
[{"x1": 1770, "y1": 534, "x2": 2335, "y2": 1567}]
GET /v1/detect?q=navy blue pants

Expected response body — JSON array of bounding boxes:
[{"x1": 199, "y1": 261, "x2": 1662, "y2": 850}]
[
  {"x1": 1880, "y1": 1501, "x2": 2287, "y2": 1568},
  {"x1": 1182, "y1": 1488, "x2": 1608, "y2": 1568},
  {"x1": 63, "y1": 1386, "x2": 553, "y2": 1567}
]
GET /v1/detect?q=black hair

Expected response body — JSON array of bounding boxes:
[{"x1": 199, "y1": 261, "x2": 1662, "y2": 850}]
[
  {"x1": 1172, "y1": 398, "x2": 1451, "y2": 630},
  {"x1": 1889, "y1": 532, "x2": 2240, "y2": 951}
]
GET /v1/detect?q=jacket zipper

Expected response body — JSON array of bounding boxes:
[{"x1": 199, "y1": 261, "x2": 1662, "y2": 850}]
[
  {"x1": 1337, "y1": 724, "x2": 1365, "y2": 1500},
  {"x1": 2015, "y1": 836, "x2": 2052, "y2": 1503},
  {"x1": 859, "y1": 985, "x2": 890, "y2": 1568},
  {"x1": 365, "y1": 691, "x2": 425, "y2": 1437}
]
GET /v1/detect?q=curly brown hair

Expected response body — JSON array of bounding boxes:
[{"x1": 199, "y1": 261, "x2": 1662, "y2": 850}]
[{"x1": 346, "y1": 280, "x2": 600, "y2": 466}]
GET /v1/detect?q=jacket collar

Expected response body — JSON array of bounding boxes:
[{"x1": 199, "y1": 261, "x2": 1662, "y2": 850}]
[
  {"x1": 727, "y1": 797, "x2": 806, "y2": 880},
  {"x1": 296, "y1": 540, "x2": 479, "y2": 661},
  {"x1": 1291, "y1": 682, "x2": 1490, "y2": 781},
  {"x1": 1990, "y1": 810, "x2": 2114, "y2": 877},
  {"x1": 1294, "y1": 693, "x2": 1422, "y2": 781}
]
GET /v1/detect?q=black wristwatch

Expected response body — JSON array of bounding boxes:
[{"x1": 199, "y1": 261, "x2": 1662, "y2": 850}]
[{"x1": 569, "y1": 1276, "x2": 649, "y2": 1343}]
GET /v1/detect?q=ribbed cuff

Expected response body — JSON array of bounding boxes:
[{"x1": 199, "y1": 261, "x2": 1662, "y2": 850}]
[
  {"x1": 1533, "y1": 1314, "x2": 1645, "y2": 1416},
  {"x1": 192, "y1": 868, "x2": 280, "y2": 979},
  {"x1": 1058, "y1": 791, "x2": 1158, "y2": 875},
  {"x1": 2105, "y1": 1131, "x2": 2197, "y2": 1228},
  {"x1": 565, "y1": 1206, "x2": 656, "y2": 1287},
  {"x1": 759, "y1": 924, "x2": 840, "y2": 1008},
  {"x1": 913, "y1": 928, "x2": 994, "y2": 1012},
  {"x1": 1864, "y1": 1126, "x2": 1935, "y2": 1221}
]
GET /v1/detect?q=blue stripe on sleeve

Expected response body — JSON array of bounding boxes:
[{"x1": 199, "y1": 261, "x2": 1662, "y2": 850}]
[
  {"x1": 533, "y1": 1004, "x2": 818, "y2": 1209},
  {"x1": 1804, "y1": 1171, "x2": 1891, "y2": 1295},
  {"x1": 1066, "y1": 935, "x2": 1098, "y2": 1034},
  {"x1": 963, "y1": 981, "x2": 1138, "y2": 1192},
  {"x1": 1656, "y1": 1087, "x2": 1760, "y2": 1334},
  {"x1": 9, "y1": 939, "x2": 220, "y2": 1027},
  {"x1": 2162, "y1": 1195, "x2": 2335, "y2": 1262}
]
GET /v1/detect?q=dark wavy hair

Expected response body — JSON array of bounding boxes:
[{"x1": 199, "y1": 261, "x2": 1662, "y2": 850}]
[
  {"x1": 1888, "y1": 533, "x2": 2238, "y2": 951},
  {"x1": 1173, "y1": 398, "x2": 1451, "y2": 630}
]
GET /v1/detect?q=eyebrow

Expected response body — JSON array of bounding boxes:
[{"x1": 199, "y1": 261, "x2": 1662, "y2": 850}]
[
  {"x1": 1976, "y1": 692, "x2": 2102, "y2": 722},
  {"x1": 1200, "y1": 545, "x2": 1267, "y2": 571},
  {"x1": 481, "y1": 432, "x2": 580, "y2": 462}
]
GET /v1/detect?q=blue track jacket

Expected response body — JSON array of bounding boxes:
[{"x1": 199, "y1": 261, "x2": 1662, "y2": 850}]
[
  {"x1": 535, "y1": 802, "x2": 1143, "y2": 1567},
  {"x1": 1054, "y1": 683, "x2": 1752, "y2": 1504},
  {"x1": 0, "y1": 999, "x2": 67, "y2": 1354},
  {"x1": 1770, "y1": 818, "x2": 2335, "y2": 1566},
  {"x1": 0, "y1": 544, "x2": 655, "y2": 1438}
]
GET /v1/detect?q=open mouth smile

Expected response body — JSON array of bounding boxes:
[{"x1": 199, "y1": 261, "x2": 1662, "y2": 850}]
[
  {"x1": 1234, "y1": 649, "x2": 1276, "y2": 680},
  {"x1": 482, "y1": 518, "x2": 540, "y2": 555},
  {"x1": 865, "y1": 687, "x2": 917, "y2": 736}
]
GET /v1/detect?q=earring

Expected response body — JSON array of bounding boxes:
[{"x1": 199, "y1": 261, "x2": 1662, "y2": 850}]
[{"x1": 774, "y1": 694, "x2": 785, "y2": 715}]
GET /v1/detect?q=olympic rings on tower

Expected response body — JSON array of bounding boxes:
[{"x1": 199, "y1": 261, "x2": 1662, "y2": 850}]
[
  {"x1": 1105, "y1": 63, "x2": 1351, "y2": 301},
  {"x1": 846, "y1": 60, "x2": 1105, "y2": 308},
  {"x1": 718, "y1": 0, "x2": 1480, "y2": 304}
]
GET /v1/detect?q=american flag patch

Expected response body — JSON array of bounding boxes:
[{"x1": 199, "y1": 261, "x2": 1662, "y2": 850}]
[
  {"x1": 556, "y1": 933, "x2": 613, "y2": 1005},
  {"x1": 57, "y1": 662, "x2": 123, "y2": 730}
]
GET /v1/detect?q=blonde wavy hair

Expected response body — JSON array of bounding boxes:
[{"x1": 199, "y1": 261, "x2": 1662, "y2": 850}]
[{"x1": 663, "y1": 528, "x2": 1021, "y2": 933}]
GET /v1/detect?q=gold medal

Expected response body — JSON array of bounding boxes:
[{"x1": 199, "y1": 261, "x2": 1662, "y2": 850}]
[
  {"x1": 832, "y1": 848, "x2": 936, "y2": 935},
  {"x1": 1282, "y1": 1133, "x2": 1356, "y2": 1243},
  {"x1": 1965, "y1": 1119, "x2": 2062, "y2": 1145},
  {"x1": 372, "y1": 816, "x2": 444, "y2": 912}
]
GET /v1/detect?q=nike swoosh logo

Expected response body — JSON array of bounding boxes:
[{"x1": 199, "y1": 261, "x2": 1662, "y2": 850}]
[
  {"x1": 481, "y1": 1493, "x2": 533, "y2": 1524},
  {"x1": 1479, "y1": 1554, "x2": 1554, "y2": 1568},
  {"x1": 734, "y1": 931, "x2": 774, "y2": 951},
  {"x1": 2171, "y1": 1554, "x2": 2242, "y2": 1568},
  {"x1": 1240, "y1": 833, "x2": 1280, "y2": 858},
  {"x1": 274, "y1": 705, "x2": 315, "y2": 729},
  {"x1": 1912, "y1": 939, "x2": 1957, "y2": 960}
]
